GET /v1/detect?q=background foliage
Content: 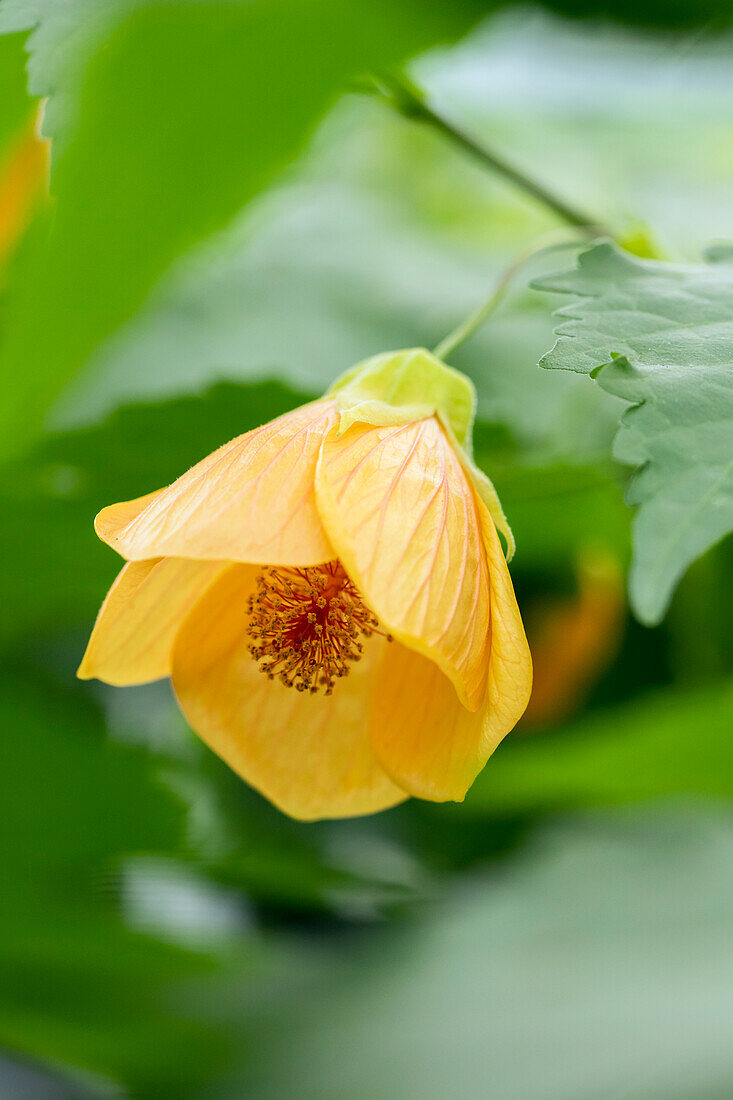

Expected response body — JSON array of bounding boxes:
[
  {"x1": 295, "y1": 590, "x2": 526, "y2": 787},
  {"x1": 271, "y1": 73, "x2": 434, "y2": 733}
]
[{"x1": 0, "y1": 1, "x2": 731, "y2": 1097}]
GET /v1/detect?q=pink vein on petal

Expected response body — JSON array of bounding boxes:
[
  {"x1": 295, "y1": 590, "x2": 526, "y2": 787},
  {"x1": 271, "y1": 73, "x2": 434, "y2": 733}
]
[
  {"x1": 123, "y1": 403, "x2": 334, "y2": 548},
  {"x1": 366, "y1": 424, "x2": 424, "y2": 575},
  {"x1": 334, "y1": 423, "x2": 415, "y2": 503}
]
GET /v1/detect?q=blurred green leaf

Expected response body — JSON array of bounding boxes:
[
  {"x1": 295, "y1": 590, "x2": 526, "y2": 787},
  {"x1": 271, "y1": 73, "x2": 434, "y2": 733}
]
[
  {"x1": 55, "y1": 180, "x2": 618, "y2": 458},
  {"x1": 547, "y1": 0, "x2": 733, "y2": 28},
  {"x1": 0, "y1": 1051, "x2": 108, "y2": 1100},
  {"x1": 181, "y1": 748, "x2": 426, "y2": 918},
  {"x1": 535, "y1": 242, "x2": 733, "y2": 624},
  {"x1": 0, "y1": 0, "x2": 479, "y2": 459},
  {"x1": 0, "y1": 666, "x2": 237, "y2": 1098},
  {"x1": 0, "y1": 31, "x2": 32, "y2": 150},
  {"x1": 0, "y1": 669, "x2": 183, "y2": 876},
  {"x1": 48, "y1": 10, "x2": 733, "y2": 448},
  {"x1": 466, "y1": 679, "x2": 733, "y2": 812},
  {"x1": 0, "y1": 2, "x2": 121, "y2": 149},
  {"x1": 485, "y1": 458, "x2": 630, "y2": 569},
  {"x1": 704, "y1": 241, "x2": 733, "y2": 264},
  {"x1": 241, "y1": 807, "x2": 733, "y2": 1100}
]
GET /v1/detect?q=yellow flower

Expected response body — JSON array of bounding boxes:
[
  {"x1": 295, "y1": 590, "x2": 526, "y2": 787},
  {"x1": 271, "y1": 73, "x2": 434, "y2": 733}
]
[{"x1": 79, "y1": 349, "x2": 532, "y2": 820}]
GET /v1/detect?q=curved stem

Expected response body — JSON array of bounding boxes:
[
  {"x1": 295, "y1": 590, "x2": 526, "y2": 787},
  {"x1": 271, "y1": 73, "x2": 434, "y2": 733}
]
[
  {"x1": 370, "y1": 72, "x2": 609, "y2": 237},
  {"x1": 433, "y1": 233, "x2": 586, "y2": 361}
]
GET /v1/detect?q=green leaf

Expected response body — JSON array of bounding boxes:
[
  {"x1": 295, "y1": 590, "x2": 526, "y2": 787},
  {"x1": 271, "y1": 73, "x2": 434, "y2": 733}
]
[
  {"x1": 534, "y1": 242, "x2": 733, "y2": 624},
  {"x1": 0, "y1": 2, "x2": 122, "y2": 147},
  {"x1": 0, "y1": 0, "x2": 477, "y2": 459},
  {"x1": 466, "y1": 679, "x2": 733, "y2": 812}
]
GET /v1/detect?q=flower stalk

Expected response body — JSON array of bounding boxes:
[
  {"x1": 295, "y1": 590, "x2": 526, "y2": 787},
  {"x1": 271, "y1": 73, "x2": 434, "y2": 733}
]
[
  {"x1": 368, "y1": 71, "x2": 609, "y2": 237},
  {"x1": 433, "y1": 234, "x2": 587, "y2": 360}
]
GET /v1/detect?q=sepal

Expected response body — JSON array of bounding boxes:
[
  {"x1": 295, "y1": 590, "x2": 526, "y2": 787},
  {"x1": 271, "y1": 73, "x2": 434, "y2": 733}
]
[{"x1": 329, "y1": 347, "x2": 476, "y2": 449}]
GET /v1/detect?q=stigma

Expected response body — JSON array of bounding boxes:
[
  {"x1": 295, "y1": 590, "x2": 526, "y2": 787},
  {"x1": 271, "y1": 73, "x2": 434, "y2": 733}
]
[{"x1": 246, "y1": 561, "x2": 390, "y2": 695}]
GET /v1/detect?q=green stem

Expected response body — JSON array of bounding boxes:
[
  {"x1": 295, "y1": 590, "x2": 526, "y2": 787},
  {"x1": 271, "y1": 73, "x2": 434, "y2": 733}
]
[
  {"x1": 433, "y1": 234, "x2": 585, "y2": 360},
  {"x1": 371, "y1": 72, "x2": 608, "y2": 236}
]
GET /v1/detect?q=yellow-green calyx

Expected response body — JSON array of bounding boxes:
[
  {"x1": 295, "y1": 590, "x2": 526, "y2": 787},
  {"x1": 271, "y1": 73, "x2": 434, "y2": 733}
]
[
  {"x1": 328, "y1": 347, "x2": 515, "y2": 560},
  {"x1": 328, "y1": 347, "x2": 477, "y2": 453}
]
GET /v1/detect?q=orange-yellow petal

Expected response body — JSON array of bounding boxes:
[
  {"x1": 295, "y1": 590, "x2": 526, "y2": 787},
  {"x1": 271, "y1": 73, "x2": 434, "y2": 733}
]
[
  {"x1": 479, "y1": 496, "x2": 533, "y2": 748},
  {"x1": 171, "y1": 564, "x2": 407, "y2": 821},
  {"x1": 315, "y1": 417, "x2": 490, "y2": 710},
  {"x1": 78, "y1": 557, "x2": 227, "y2": 686},
  {"x1": 369, "y1": 501, "x2": 532, "y2": 802},
  {"x1": 369, "y1": 644, "x2": 488, "y2": 801},
  {"x1": 95, "y1": 401, "x2": 338, "y2": 565}
]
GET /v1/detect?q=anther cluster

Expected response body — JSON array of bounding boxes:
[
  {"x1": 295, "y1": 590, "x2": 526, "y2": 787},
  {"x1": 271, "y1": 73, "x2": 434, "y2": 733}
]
[{"x1": 247, "y1": 561, "x2": 389, "y2": 695}]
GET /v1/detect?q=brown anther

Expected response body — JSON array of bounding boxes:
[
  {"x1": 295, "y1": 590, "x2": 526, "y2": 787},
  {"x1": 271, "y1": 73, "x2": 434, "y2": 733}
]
[{"x1": 245, "y1": 560, "x2": 392, "y2": 696}]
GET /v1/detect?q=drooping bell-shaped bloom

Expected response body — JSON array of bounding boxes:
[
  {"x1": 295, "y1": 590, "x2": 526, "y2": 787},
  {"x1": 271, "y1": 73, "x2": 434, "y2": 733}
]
[{"x1": 79, "y1": 349, "x2": 532, "y2": 820}]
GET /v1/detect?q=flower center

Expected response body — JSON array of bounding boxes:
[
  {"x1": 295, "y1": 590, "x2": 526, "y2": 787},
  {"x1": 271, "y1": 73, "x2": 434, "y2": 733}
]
[{"x1": 246, "y1": 560, "x2": 390, "y2": 695}]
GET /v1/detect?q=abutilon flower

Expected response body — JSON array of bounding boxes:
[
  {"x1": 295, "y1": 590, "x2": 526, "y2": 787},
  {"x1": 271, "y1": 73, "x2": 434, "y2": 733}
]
[{"x1": 79, "y1": 349, "x2": 532, "y2": 820}]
